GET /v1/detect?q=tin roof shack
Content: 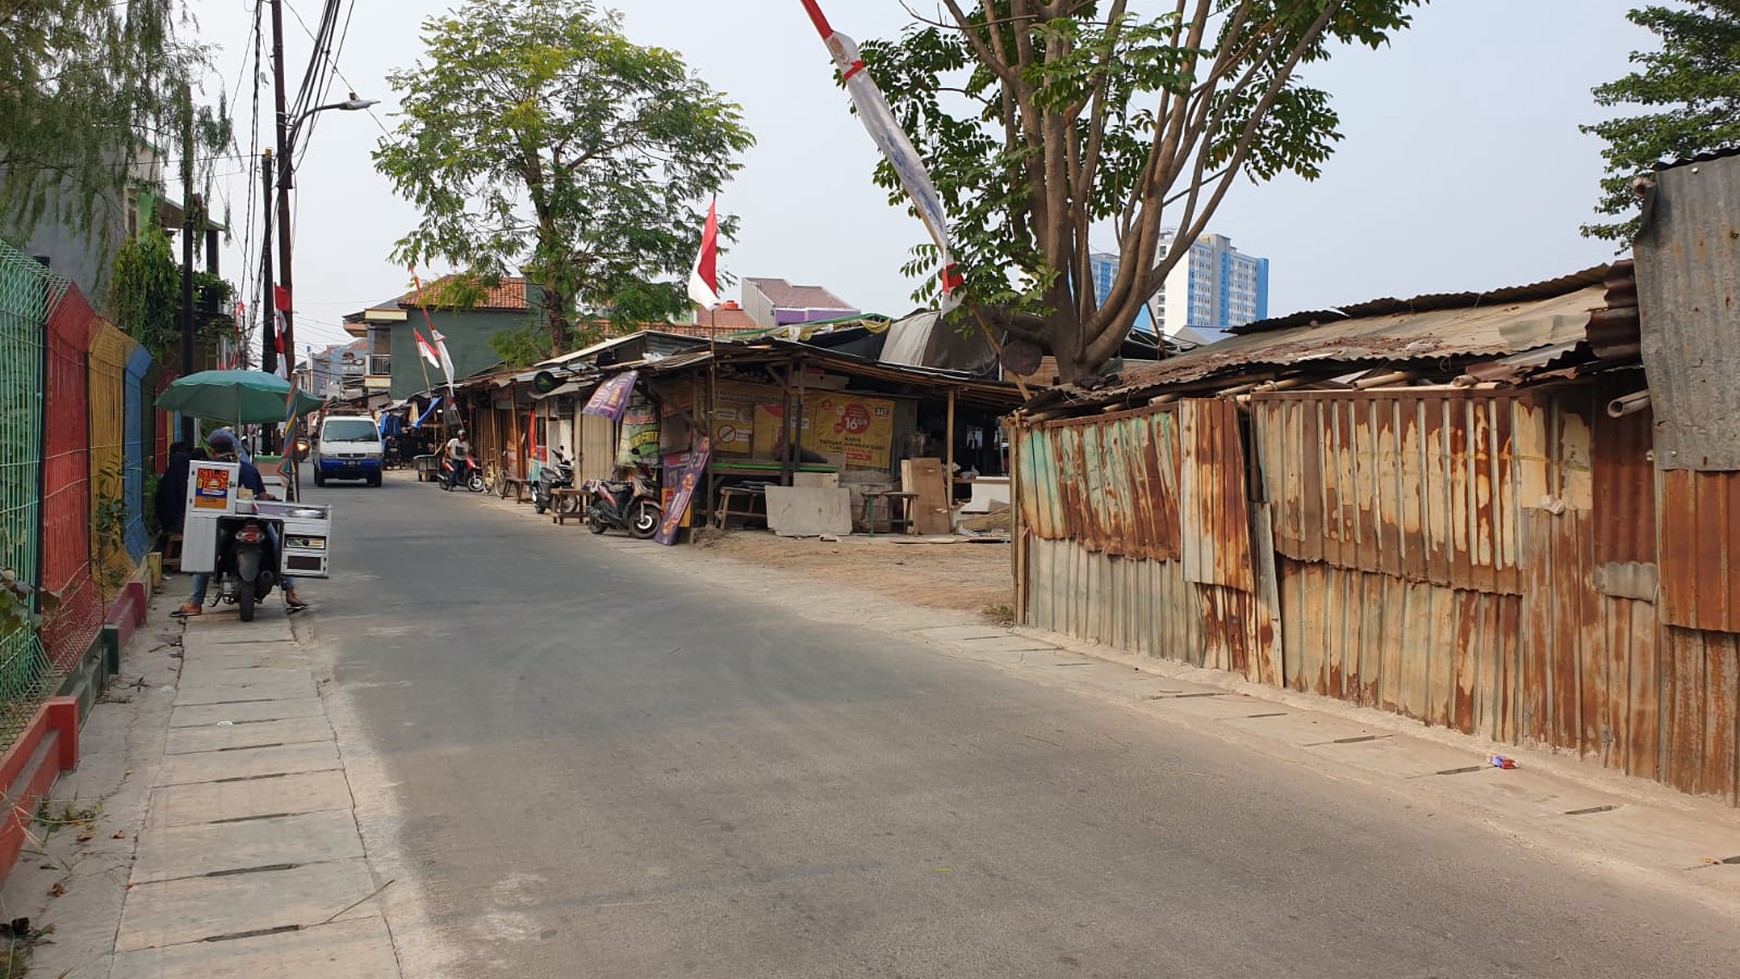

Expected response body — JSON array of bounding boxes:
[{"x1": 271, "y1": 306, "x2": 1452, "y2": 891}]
[
  {"x1": 1010, "y1": 248, "x2": 1740, "y2": 806},
  {"x1": 544, "y1": 337, "x2": 1027, "y2": 535}
]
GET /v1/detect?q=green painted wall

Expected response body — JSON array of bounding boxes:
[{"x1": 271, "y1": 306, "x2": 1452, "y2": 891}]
[{"x1": 388, "y1": 307, "x2": 533, "y2": 400}]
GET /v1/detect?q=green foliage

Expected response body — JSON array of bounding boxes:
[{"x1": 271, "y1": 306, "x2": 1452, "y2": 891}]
[
  {"x1": 374, "y1": 0, "x2": 755, "y2": 354},
  {"x1": 1582, "y1": 2, "x2": 1740, "y2": 243},
  {"x1": 862, "y1": 0, "x2": 1419, "y2": 379},
  {"x1": 0, "y1": 0, "x2": 230, "y2": 246},
  {"x1": 91, "y1": 468, "x2": 128, "y2": 595},
  {"x1": 108, "y1": 229, "x2": 178, "y2": 357},
  {"x1": 108, "y1": 228, "x2": 238, "y2": 361}
]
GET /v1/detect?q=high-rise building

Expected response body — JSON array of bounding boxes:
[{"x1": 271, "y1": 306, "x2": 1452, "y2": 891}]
[{"x1": 1088, "y1": 233, "x2": 1269, "y2": 345}]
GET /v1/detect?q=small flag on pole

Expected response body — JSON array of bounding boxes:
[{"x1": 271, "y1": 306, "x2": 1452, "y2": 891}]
[
  {"x1": 272, "y1": 286, "x2": 292, "y2": 378},
  {"x1": 415, "y1": 329, "x2": 442, "y2": 370},
  {"x1": 687, "y1": 197, "x2": 720, "y2": 310}
]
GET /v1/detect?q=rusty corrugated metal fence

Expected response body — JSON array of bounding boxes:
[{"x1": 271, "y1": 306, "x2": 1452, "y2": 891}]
[{"x1": 1015, "y1": 388, "x2": 1740, "y2": 805}]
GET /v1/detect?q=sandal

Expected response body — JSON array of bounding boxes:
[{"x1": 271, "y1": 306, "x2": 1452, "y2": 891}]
[
  {"x1": 171, "y1": 603, "x2": 202, "y2": 618},
  {"x1": 284, "y1": 594, "x2": 309, "y2": 611}
]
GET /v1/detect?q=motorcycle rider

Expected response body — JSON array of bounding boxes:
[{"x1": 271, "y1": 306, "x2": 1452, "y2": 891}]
[
  {"x1": 442, "y1": 428, "x2": 471, "y2": 489},
  {"x1": 171, "y1": 431, "x2": 307, "y2": 617}
]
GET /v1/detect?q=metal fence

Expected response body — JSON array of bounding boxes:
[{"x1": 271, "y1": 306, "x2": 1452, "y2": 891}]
[{"x1": 0, "y1": 243, "x2": 57, "y2": 735}]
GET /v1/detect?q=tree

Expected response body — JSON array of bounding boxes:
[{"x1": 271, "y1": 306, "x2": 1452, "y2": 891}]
[
  {"x1": 108, "y1": 228, "x2": 236, "y2": 362},
  {"x1": 375, "y1": 0, "x2": 755, "y2": 360},
  {"x1": 0, "y1": 0, "x2": 226, "y2": 245},
  {"x1": 1582, "y1": 2, "x2": 1740, "y2": 243},
  {"x1": 861, "y1": 0, "x2": 1419, "y2": 381}
]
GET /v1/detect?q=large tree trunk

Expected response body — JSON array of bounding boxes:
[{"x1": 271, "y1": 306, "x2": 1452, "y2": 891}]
[{"x1": 1044, "y1": 301, "x2": 1092, "y2": 385}]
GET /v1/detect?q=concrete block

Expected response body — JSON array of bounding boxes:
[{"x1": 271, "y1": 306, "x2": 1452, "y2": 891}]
[
  {"x1": 793, "y1": 471, "x2": 840, "y2": 489},
  {"x1": 146, "y1": 768, "x2": 354, "y2": 828},
  {"x1": 162, "y1": 714, "x2": 334, "y2": 755},
  {"x1": 175, "y1": 669, "x2": 318, "y2": 706},
  {"x1": 132, "y1": 809, "x2": 365, "y2": 884},
  {"x1": 170, "y1": 697, "x2": 326, "y2": 728},
  {"x1": 156, "y1": 740, "x2": 341, "y2": 786},
  {"x1": 765, "y1": 486, "x2": 853, "y2": 538},
  {"x1": 111, "y1": 915, "x2": 401, "y2": 979},
  {"x1": 115, "y1": 858, "x2": 380, "y2": 950},
  {"x1": 187, "y1": 616, "x2": 296, "y2": 645}
]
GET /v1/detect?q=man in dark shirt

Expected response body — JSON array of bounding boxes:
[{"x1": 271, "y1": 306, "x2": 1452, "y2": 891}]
[{"x1": 172, "y1": 432, "x2": 307, "y2": 616}]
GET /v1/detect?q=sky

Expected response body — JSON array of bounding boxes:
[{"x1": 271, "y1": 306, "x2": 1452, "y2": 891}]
[{"x1": 181, "y1": 0, "x2": 1657, "y2": 356}]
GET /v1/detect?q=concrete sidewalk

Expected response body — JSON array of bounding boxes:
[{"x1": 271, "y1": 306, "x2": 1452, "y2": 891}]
[
  {"x1": 107, "y1": 607, "x2": 401, "y2": 978},
  {"x1": 2, "y1": 590, "x2": 402, "y2": 979}
]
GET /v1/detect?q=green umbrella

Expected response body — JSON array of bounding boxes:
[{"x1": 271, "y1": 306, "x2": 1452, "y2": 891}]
[{"x1": 155, "y1": 369, "x2": 326, "y2": 426}]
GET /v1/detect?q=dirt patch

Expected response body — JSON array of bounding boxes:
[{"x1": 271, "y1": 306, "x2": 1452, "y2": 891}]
[{"x1": 691, "y1": 529, "x2": 1013, "y2": 615}]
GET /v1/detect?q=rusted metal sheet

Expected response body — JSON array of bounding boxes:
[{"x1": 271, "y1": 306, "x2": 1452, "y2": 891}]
[
  {"x1": 1023, "y1": 538, "x2": 1204, "y2": 665},
  {"x1": 1013, "y1": 410, "x2": 1182, "y2": 561},
  {"x1": 1589, "y1": 378, "x2": 1657, "y2": 576},
  {"x1": 1253, "y1": 391, "x2": 1524, "y2": 595},
  {"x1": 1658, "y1": 468, "x2": 1740, "y2": 632},
  {"x1": 1660, "y1": 626, "x2": 1740, "y2": 805},
  {"x1": 1277, "y1": 558, "x2": 1522, "y2": 740},
  {"x1": 1179, "y1": 399, "x2": 1254, "y2": 591},
  {"x1": 1634, "y1": 151, "x2": 1740, "y2": 470}
]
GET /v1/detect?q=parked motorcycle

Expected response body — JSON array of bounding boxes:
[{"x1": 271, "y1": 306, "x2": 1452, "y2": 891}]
[
  {"x1": 533, "y1": 447, "x2": 576, "y2": 515},
  {"x1": 212, "y1": 513, "x2": 280, "y2": 622},
  {"x1": 440, "y1": 455, "x2": 485, "y2": 493},
  {"x1": 583, "y1": 463, "x2": 661, "y2": 539}
]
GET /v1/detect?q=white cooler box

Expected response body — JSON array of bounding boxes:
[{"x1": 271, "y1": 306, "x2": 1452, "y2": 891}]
[{"x1": 257, "y1": 501, "x2": 334, "y2": 578}]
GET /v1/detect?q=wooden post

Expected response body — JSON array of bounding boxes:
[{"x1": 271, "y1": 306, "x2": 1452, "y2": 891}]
[
  {"x1": 945, "y1": 387, "x2": 957, "y2": 504},
  {"x1": 508, "y1": 393, "x2": 522, "y2": 480}
]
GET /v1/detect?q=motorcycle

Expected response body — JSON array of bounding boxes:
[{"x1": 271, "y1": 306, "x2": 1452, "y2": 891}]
[
  {"x1": 440, "y1": 455, "x2": 486, "y2": 493},
  {"x1": 583, "y1": 463, "x2": 662, "y2": 539},
  {"x1": 211, "y1": 513, "x2": 280, "y2": 622},
  {"x1": 533, "y1": 447, "x2": 575, "y2": 515}
]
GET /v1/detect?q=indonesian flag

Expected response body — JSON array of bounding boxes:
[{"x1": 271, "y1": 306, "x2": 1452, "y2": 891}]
[
  {"x1": 430, "y1": 328, "x2": 457, "y2": 384},
  {"x1": 272, "y1": 285, "x2": 291, "y2": 378},
  {"x1": 415, "y1": 329, "x2": 442, "y2": 370},
  {"x1": 799, "y1": 0, "x2": 964, "y2": 310},
  {"x1": 686, "y1": 197, "x2": 720, "y2": 309}
]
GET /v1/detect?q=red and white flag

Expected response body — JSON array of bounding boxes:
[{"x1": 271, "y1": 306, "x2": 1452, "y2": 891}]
[
  {"x1": 415, "y1": 329, "x2": 442, "y2": 371},
  {"x1": 798, "y1": 0, "x2": 964, "y2": 310},
  {"x1": 430, "y1": 328, "x2": 457, "y2": 385},
  {"x1": 271, "y1": 285, "x2": 292, "y2": 378},
  {"x1": 687, "y1": 197, "x2": 720, "y2": 309}
]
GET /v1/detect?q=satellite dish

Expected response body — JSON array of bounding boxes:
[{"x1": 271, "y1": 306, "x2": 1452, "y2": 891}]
[{"x1": 532, "y1": 371, "x2": 560, "y2": 395}]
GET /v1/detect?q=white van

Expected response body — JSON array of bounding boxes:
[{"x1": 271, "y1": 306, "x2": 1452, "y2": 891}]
[{"x1": 313, "y1": 414, "x2": 385, "y2": 487}]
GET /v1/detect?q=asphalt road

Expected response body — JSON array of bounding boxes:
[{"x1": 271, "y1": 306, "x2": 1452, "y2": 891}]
[{"x1": 308, "y1": 476, "x2": 1739, "y2": 978}]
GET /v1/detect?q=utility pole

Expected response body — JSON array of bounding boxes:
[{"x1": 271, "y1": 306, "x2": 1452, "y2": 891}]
[
  {"x1": 179, "y1": 84, "x2": 196, "y2": 445},
  {"x1": 269, "y1": 0, "x2": 296, "y2": 394},
  {"x1": 260, "y1": 149, "x2": 275, "y2": 375}
]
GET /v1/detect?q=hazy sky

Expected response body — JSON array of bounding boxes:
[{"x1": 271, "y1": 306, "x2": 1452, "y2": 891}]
[{"x1": 183, "y1": 0, "x2": 1656, "y2": 354}]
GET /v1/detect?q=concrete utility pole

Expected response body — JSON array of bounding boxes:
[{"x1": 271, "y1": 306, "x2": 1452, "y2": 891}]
[
  {"x1": 260, "y1": 150, "x2": 275, "y2": 375},
  {"x1": 264, "y1": 0, "x2": 290, "y2": 381},
  {"x1": 179, "y1": 84, "x2": 196, "y2": 445}
]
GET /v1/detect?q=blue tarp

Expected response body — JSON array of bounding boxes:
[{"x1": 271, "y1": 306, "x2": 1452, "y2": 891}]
[{"x1": 413, "y1": 398, "x2": 443, "y2": 429}]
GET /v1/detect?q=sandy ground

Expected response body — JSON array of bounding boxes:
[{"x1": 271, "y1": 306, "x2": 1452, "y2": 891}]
[{"x1": 689, "y1": 528, "x2": 1015, "y2": 617}]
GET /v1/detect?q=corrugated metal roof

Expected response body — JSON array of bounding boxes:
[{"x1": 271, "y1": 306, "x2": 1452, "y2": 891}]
[
  {"x1": 1232, "y1": 266, "x2": 1609, "y2": 336},
  {"x1": 1651, "y1": 144, "x2": 1740, "y2": 172},
  {"x1": 1057, "y1": 284, "x2": 1606, "y2": 405}
]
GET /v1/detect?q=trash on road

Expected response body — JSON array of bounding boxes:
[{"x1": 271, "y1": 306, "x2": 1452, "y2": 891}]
[{"x1": 1489, "y1": 754, "x2": 1517, "y2": 770}]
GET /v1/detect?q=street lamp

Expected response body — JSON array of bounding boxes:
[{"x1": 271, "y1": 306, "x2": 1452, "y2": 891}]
[{"x1": 266, "y1": 91, "x2": 376, "y2": 499}]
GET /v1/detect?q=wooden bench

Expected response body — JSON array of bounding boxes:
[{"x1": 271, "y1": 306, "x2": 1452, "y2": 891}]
[
  {"x1": 500, "y1": 476, "x2": 531, "y2": 503},
  {"x1": 550, "y1": 487, "x2": 589, "y2": 525},
  {"x1": 861, "y1": 491, "x2": 918, "y2": 536},
  {"x1": 712, "y1": 484, "x2": 768, "y2": 530}
]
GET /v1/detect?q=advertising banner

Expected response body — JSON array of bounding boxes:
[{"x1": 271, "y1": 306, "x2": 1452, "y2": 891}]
[
  {"x1": 582, "y1": 371, "x2": 639, "y2": 421},
  {"x1": 656, "y1": 437, "x2": 711, "y2": 546}
]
